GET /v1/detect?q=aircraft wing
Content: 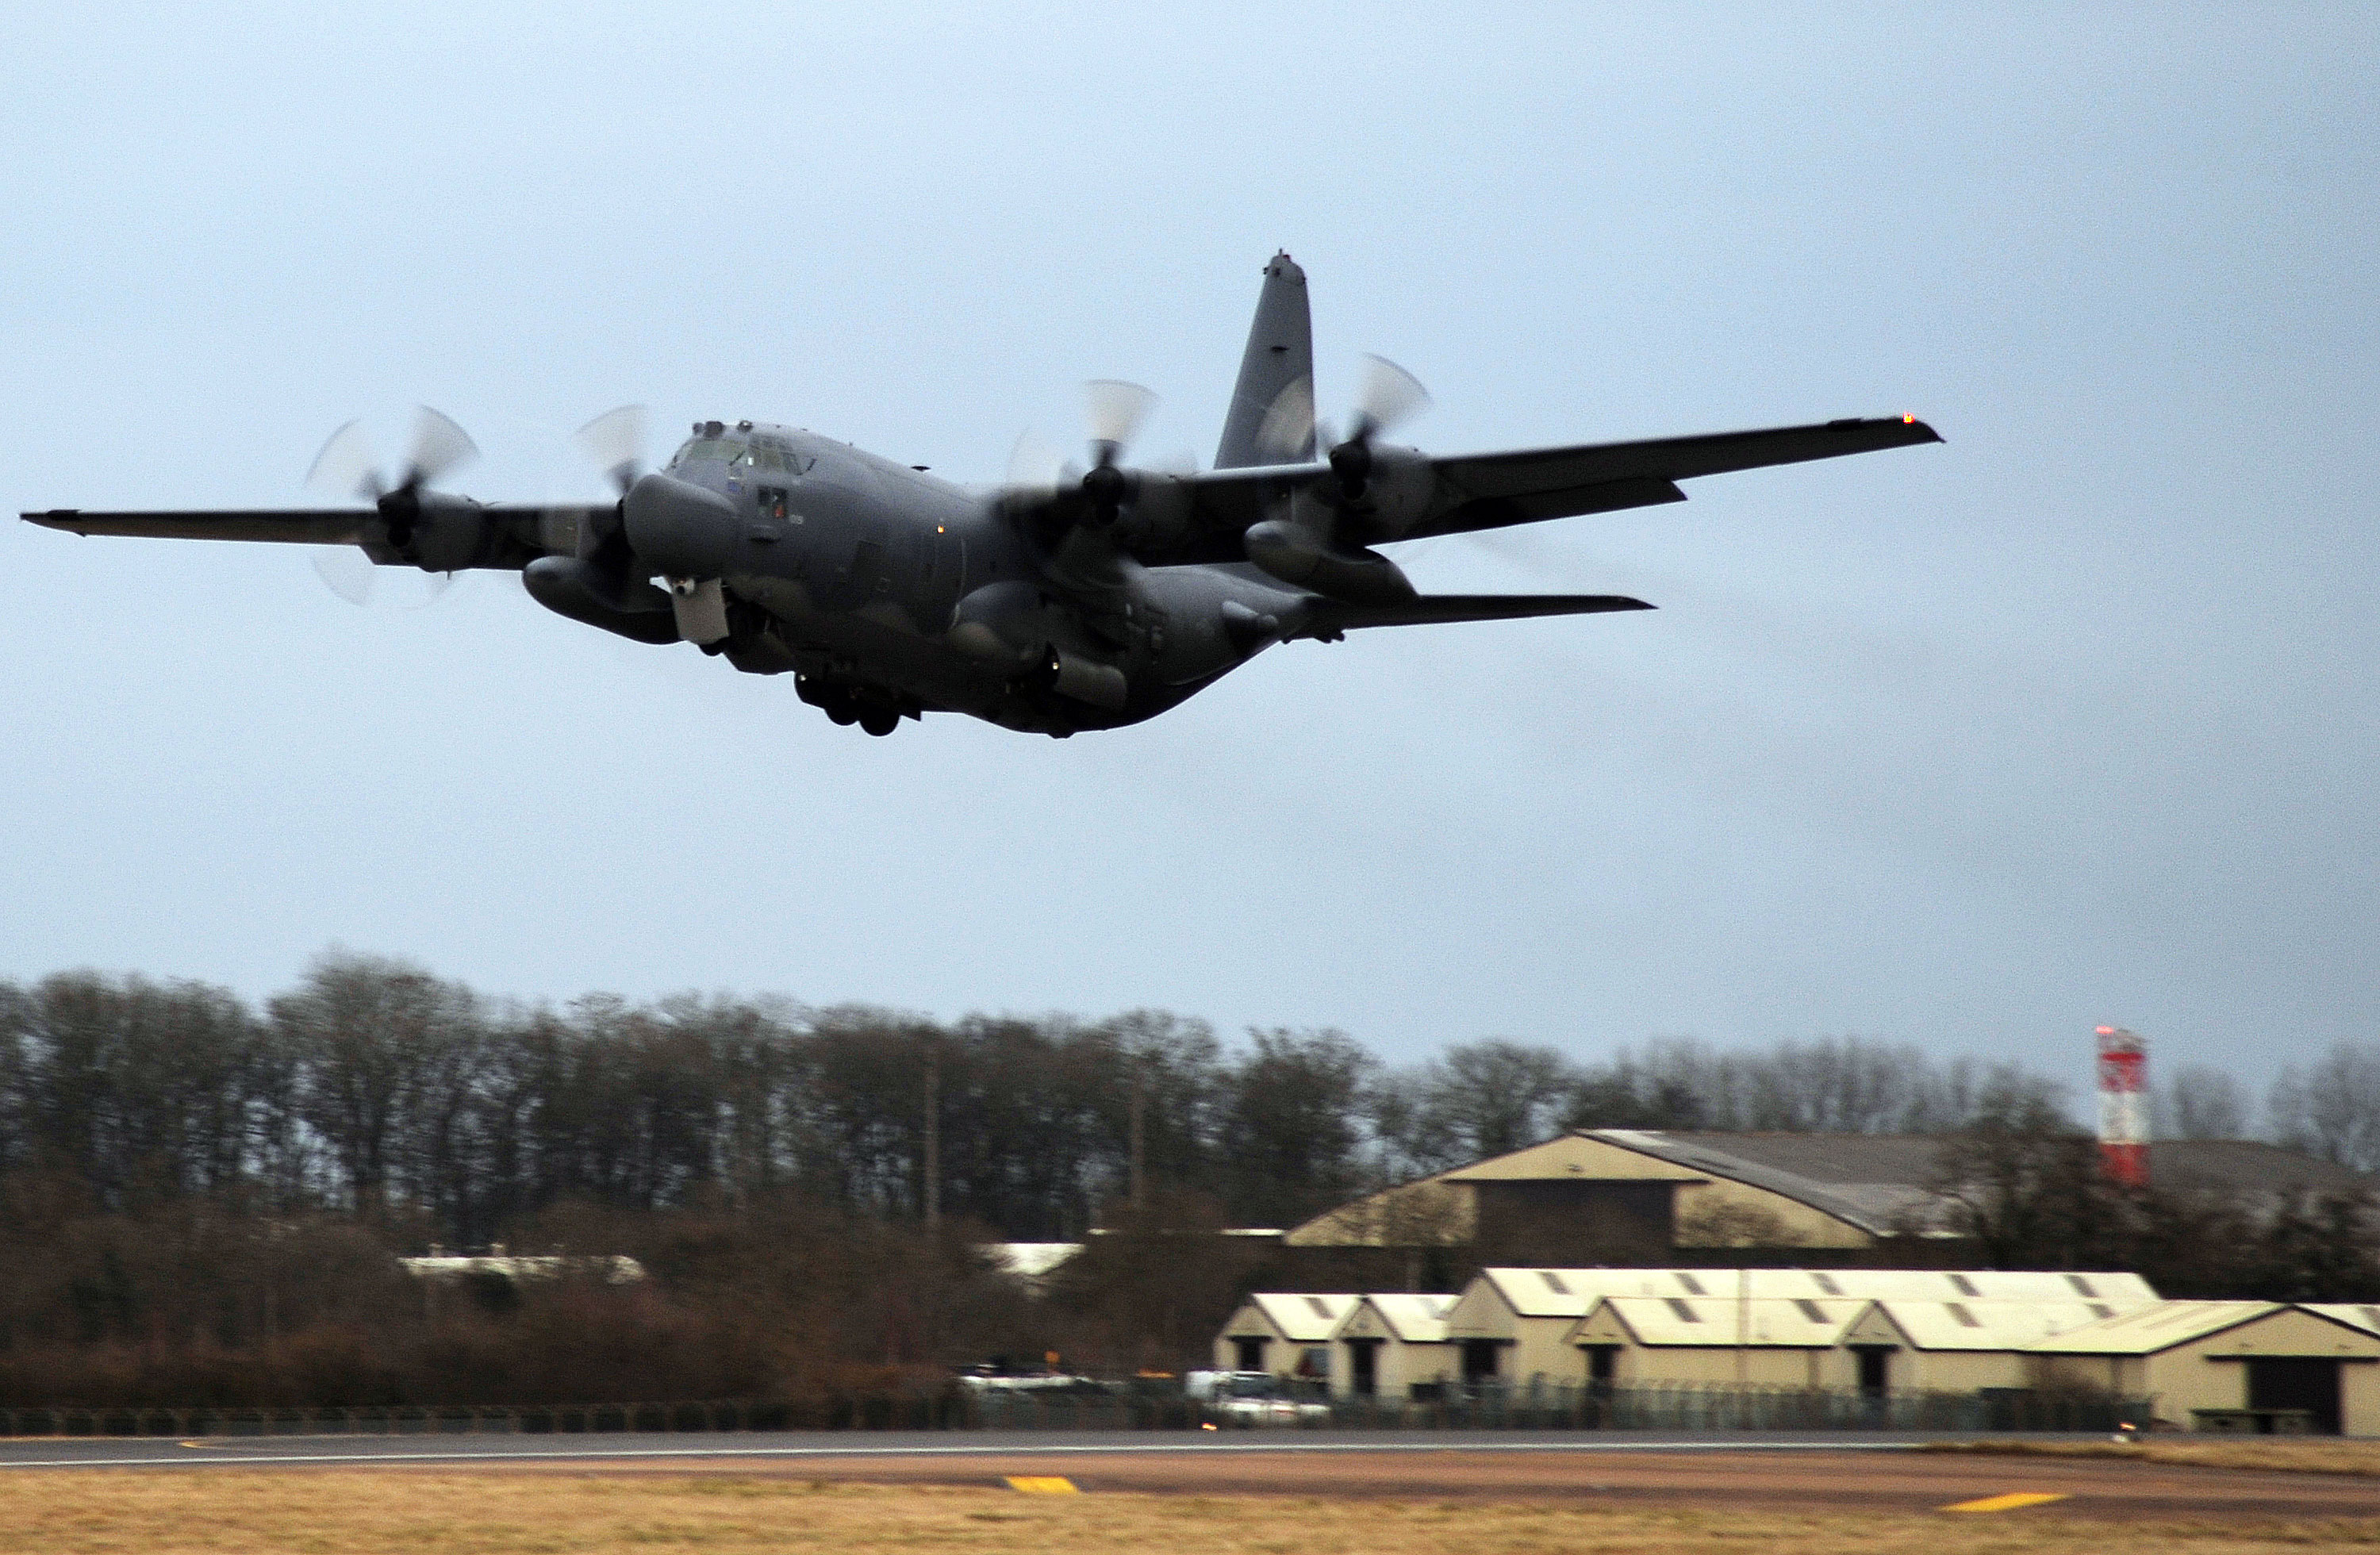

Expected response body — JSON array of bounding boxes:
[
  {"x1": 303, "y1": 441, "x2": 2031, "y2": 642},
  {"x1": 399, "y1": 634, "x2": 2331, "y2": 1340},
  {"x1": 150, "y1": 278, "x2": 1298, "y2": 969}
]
[
  {"x1": 1292, "y1": 593, "x2": 1654, "y2": 639},
  {"x1": 1148, "y1": 414, "x2": 1940, "y2": 562},
  {"x1": 21, "y1": 503, "x2": 610, "y2": 564},
  {"x1": 23, "y1": 508, "x2": 376, "y2": 543},
  {"x1": 1406, "y1": 415, "x2": 1942, "y2": 539}
]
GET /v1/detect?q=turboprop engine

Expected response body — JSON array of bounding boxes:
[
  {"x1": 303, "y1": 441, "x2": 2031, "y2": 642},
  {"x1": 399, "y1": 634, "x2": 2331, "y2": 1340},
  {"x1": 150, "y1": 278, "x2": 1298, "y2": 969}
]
[
  {"x1": 620, "y1": 469, "x2": 739, "y2": 644},
  {"x1": 1242, "y1": 356, "x2": 1438, "y2": 605}
]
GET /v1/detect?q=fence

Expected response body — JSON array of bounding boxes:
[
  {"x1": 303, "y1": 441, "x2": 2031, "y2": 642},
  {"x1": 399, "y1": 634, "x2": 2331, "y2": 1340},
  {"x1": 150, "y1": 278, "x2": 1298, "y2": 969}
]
[
  {"x1": 962, "y1": 1381, "x2": 2152, "y2": 1434},
  {"x1": 0, "y1": 1382, "x2": 2149, "y2": 1439}
]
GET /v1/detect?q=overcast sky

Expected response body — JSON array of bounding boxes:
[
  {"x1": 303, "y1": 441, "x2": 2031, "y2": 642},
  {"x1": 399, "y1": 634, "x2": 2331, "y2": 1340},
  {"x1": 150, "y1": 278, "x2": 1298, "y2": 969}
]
[{"x1": 2, "y1": 6, "x2": 2373, "y2": 1096}]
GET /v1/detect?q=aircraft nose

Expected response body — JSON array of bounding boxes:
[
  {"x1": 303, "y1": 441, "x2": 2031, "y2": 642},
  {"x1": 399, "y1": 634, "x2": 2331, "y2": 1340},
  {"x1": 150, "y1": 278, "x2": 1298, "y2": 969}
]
[{"x1": 623, "y1": 470, "x2": 739, "y2": 578}]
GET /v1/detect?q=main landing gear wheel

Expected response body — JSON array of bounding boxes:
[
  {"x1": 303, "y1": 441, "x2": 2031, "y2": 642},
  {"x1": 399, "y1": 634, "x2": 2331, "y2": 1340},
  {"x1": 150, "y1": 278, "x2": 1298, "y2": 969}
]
[{"x1": 858, "y1": 709, "x2": 900, "y2": 737}]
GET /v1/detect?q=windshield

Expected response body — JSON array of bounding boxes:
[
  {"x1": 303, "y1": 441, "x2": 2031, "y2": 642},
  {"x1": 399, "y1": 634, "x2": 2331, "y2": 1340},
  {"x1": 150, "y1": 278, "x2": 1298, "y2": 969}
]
[
  {"x1": 670, "y1": 436, "x2": 802, "y2": 474},
  {"x1": 670, "y1": 437, "x2": 742, "y2": 466},
  {"x1": 1223, "y1": 1375, "x2": 1281, "y2": 1398}
]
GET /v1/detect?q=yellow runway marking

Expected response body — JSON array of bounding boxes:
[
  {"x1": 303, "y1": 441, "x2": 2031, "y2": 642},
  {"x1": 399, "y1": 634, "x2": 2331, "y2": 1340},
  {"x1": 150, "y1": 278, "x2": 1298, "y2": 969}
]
[
  {"x1": 1005, "y1": 1476, "x2": 1080, "y2": 1495},
  {"x1": 1941, "y1": 1491, "x2": 2069, "y2": 1513}
]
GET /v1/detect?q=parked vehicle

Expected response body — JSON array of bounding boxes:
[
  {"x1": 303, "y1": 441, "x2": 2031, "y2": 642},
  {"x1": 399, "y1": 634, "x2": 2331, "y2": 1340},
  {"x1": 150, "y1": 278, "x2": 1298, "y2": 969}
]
[
  {"x1": 1184, "y1": 1370, "x2": 1330, "y2": 1426},
  {"x1": 956, "y1": 1366, "x2": 1113, "y2": 1398}
]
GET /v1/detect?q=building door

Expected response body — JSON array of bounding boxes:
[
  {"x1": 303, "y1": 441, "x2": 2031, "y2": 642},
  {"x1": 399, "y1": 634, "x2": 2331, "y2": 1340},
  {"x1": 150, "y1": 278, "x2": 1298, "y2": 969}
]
[
  {"x1": 1346, "y1": 1339, "x2": 1380, "y2": 1397},
  {"x1": 1461, "y1": 1339, "x2": 1501, "y2": 1384},
  {"x1": 1854, "y1": 1346, "x2": 1893, "y2": 1395},
  {"x1": 1234, "y1": 1337, "x2": 1268, "y2": 1372},
  {"x1": 2248, "y1": 1357, "x2": 2343, "y2": 1434},
  {"x1": 1583, "y1": 1345, "x2": 1619, "y2": 1393}
]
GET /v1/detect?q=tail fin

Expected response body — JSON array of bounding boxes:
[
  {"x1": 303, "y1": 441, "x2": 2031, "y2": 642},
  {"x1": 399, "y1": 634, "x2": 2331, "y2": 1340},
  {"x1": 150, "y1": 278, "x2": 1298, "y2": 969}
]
[{"x1": 1213, "y1": 251, "x2": 1315, "y2": 469}]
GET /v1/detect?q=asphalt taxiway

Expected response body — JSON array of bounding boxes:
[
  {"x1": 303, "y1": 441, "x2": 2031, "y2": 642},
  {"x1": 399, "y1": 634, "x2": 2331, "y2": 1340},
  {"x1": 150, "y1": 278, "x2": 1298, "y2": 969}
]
[{"x1": 0, "y1": 1430, "x2": 2371, "y2": 1521}]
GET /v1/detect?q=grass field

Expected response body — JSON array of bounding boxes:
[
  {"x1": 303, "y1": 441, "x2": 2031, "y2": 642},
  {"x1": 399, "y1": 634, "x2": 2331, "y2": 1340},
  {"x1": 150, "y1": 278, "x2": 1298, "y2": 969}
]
[
  {"x1": 1926, "y1": 1438, "x2": 2380, "y2": 1477},
  {"x1": 1, "y1": 1474, "x2": 2377, "y2": 1555}
]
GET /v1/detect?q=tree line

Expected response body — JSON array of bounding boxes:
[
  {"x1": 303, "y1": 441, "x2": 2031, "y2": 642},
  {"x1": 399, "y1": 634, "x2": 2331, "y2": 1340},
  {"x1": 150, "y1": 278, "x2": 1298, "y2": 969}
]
[
  {"x1": 4, "y1": 953, "x2": 2376, "y2": 1250},
  {"x1": 0, "y1": 952, "x2": 2372, "y2": 1407}
]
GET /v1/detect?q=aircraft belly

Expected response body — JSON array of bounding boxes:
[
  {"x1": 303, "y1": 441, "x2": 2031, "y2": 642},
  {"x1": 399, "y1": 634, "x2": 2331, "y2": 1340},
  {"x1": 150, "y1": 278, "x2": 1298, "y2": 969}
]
[{"x1": 733, "y1": 574, "x2": 1008, "y2": 719}]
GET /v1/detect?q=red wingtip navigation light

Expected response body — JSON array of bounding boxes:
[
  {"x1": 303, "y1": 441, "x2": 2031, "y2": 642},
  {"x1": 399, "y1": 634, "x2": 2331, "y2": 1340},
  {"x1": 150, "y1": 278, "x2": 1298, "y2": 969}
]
[{"x1": 2096, "y1": 1027, "x2": 2149, "y2": 1188}]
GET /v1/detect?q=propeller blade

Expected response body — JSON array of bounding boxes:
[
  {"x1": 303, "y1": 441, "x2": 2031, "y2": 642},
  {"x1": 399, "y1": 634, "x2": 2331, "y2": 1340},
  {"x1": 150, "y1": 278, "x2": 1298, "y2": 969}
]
[
  {"x1": 402, "y1": 405, "x2": 478, "y2": 490},
  {"x1": 305, "y1": 420, "x2": 383, "y2": 502},
  {"x1": 1004, "y1": 429, "x2": 1070, "y2": 501},
  {"x1": 1352, "y1": 354, "x2": 1430, "y2": 440},
  {"x1": 1253, "y1": 376, "x2": 1315, "y2": 465},
  {"x1": 311, "y1": 544, "x2": 378, "y2": 605},
  {"x1": 309, "y1": 548, "x2": 462, "y2": 609},
  {"x1": 574, "y1": 404, "x2": 647, "y2": 497},
  {"x1": 1083, "y1": 379, "x2": 1156, "y2": 462}
]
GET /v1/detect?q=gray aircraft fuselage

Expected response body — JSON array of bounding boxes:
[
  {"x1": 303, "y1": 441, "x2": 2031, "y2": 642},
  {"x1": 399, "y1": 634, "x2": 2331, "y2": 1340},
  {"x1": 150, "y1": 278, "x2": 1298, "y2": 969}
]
[{"x1": 622, "y1": 424, "x2": 1311, "y2": 736}]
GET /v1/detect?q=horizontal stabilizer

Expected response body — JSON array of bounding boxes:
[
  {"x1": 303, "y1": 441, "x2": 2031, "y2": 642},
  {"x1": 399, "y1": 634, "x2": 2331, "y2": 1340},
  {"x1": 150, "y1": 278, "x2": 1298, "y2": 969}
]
[{"x1": 1295, "y1": 593, "x2": 1653, "y2": 638}]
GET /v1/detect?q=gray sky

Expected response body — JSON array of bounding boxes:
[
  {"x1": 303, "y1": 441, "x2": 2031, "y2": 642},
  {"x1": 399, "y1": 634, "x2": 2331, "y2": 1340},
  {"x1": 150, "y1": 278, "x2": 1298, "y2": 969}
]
[{"x1": 2, "y1": 5, "x2": 2373, "y2": 1095}]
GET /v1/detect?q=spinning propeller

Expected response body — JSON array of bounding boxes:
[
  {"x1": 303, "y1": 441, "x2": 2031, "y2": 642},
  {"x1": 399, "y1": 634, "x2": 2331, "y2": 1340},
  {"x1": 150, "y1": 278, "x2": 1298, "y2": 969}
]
[
  {"x1": 1003, "y1": 379, "x2": 1163, "y2": 545},
  {"x1": 570, "y1": 403, "x2": 649, "y2": 580},
  {"x1": 302, "y1": 406, "x2": 479, "y2": 606},
  {"x1": 1321, "y1": 355, "x2": 1430, "y2": 505}
]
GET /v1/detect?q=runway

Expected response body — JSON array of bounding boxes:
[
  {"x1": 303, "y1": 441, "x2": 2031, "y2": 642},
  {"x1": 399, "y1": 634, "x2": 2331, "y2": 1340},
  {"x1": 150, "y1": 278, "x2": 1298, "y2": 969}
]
[{"x1": 0, "y1": 1430, "x2": 2371, "y2": 1521}]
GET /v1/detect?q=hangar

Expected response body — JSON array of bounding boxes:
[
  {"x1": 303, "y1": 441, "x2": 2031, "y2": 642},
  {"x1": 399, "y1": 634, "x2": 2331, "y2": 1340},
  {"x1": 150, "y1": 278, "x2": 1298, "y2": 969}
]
[
  {"x1": 1329, "y1": 1294, "x2": 1458, "y2": 1400},
  {"x1": 1212, "y1": 1292, "x2": 1358, "y2": 1382},
  {"x1": 1442, "y1": 1265, "x2": 2156, "y2": 1390},
  {"x1": 1284, "y1": 1131, "x2": 2370, "y2": 1261},
  {"x1": 2029, "y1": 1300, "x2": 2380, "y2": 1434},
  {"x1": 1219, "y1": 1269, "x2": 2380, "y2": 1432}
]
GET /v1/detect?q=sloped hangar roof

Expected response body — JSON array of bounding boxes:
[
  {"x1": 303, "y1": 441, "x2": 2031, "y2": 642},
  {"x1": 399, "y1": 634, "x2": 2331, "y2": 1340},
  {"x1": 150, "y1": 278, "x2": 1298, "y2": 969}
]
[
  {"x1": 1857, "y1": 1298, "x2": 2140, "y2": 1351},
  {"x1": 1240, "y1": 1292, "x2": 1361, "y2": 1342},
  {"x1": 1579, "y1": 1294, "x2": 1858, "y2": 1348},
  {"x1": 1569, "y1": 1131, "x2": 2371, "y2": 1237},
  {"x1": 1475, "y1": 1265, "x2": 2157, "y2": 1321},
  {"x1": 2025, "y1": 1300, "x2": 2294, "y2": 1353},
  {"x1": 1338, "y1": 1293, "x2": 1459, "y2": 1344}
]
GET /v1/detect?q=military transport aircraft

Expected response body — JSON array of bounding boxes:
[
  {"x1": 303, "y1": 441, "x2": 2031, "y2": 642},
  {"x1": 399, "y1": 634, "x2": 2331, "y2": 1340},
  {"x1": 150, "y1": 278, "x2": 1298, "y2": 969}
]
[{"x1": 24, "y1": 254, "x2": 1939, "y2": 737}]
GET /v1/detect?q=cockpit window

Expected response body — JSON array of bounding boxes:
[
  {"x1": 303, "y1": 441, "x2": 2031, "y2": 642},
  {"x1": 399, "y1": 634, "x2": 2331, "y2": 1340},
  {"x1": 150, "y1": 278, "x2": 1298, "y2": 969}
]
[{"x1": 670, "y1": 437, "x2": 742, "y2": 466}]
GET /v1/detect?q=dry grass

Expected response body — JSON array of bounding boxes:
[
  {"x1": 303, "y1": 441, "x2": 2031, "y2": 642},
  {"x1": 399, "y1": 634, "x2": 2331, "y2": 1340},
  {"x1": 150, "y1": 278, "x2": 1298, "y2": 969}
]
[
  {"x1": 1925, "y1": 1438, "x2": 2380, "y2": 1478},
  {"x1": 0, "y1": 1473, "x2": 2375, "y2": 1555}
]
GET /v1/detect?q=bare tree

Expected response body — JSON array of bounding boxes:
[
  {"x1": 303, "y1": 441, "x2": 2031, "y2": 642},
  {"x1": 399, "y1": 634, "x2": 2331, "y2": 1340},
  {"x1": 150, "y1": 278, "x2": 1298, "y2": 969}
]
[
  {"x1": 2160, "y1": 1064, "x2": 2251, "y2": 1141},
  {"x1": 2268, "y1": 1042, "x2": 2380, "y2": 1172}
]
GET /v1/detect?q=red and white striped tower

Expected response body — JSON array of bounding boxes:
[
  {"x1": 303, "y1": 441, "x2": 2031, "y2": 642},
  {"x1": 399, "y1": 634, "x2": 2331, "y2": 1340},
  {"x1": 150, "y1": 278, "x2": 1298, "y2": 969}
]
[{"x1": 2095, "y1": 1025, "x2": 2149, "y2": 1188}]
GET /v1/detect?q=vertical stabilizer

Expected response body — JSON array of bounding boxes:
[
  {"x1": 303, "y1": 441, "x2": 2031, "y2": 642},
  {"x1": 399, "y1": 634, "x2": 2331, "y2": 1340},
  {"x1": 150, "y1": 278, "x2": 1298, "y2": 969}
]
[{"x1": 1214, "y1": 251, "x2": 1315, "y2": 469}]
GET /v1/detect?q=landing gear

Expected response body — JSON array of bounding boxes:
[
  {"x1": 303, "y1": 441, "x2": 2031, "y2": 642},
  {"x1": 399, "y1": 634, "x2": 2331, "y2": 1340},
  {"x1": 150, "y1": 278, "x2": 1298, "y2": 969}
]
[{"x1": 795, "y1": 672, "x2": 909, "y2": 734}]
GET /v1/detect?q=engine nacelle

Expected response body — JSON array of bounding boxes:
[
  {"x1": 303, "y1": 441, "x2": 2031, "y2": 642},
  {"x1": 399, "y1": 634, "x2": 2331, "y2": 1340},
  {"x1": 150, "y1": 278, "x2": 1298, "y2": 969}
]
[
  {"x1": 623, "y1": 471, "x2": 740, "y2": 579},
  {"x1": 1349, "y1": 443, "x2": 1437, "y2": 541},
  {"x1": 1244, "y1": 518, "x2": 1416, "y2": 605},
  {"x1": 400, "y1": 492, "x2": 510, "y2": 574},
  {"x1": 523, "y1": 556, "x2": 679, "y2": 645}
]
